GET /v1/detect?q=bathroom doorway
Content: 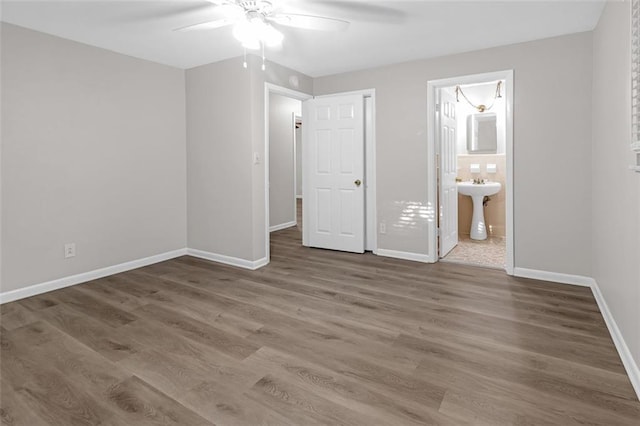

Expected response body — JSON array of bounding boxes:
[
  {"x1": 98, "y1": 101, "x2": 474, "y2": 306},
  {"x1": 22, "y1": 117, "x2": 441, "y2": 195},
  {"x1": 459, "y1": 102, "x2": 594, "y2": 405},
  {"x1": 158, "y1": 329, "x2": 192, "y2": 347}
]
[{"x1": 427, "y1": 70, "x2": 514, "y2": 274}]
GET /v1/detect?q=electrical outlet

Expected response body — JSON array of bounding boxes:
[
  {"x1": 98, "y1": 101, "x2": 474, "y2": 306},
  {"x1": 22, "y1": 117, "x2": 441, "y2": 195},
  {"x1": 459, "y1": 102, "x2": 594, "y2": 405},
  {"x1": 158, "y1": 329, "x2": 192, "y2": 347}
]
[
  {"x1": 64, "y1": 243, "x2": 76, "y2": 259},
  {"x1": 379, "y1": 222, "x2": 386, "y2": 234}
]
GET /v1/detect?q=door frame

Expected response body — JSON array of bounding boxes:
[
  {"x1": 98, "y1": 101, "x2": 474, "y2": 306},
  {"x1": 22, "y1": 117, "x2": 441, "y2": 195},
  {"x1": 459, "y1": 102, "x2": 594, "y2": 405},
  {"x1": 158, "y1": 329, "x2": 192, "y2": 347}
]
[
  {"x1": 291, "y1": 112, "x2": 299, "y2": 227},
  {"x1": 426, "y1": 70, "x2": 514, "y2": 274},
  {"x1": 264, "y1": 83, "x2": 313, "y2": 263},
  {"x1": 294, "y1": 114, "x2": 302, "y2": 202},
  {"x1": 307, "y1": 89, "x2": 377, "y2": 254}
]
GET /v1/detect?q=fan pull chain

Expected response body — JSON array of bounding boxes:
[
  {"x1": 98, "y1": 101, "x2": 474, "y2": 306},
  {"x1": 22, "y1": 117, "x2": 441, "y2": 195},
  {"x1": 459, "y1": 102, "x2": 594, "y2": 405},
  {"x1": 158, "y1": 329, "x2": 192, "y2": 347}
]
[
  {"x1": 243, "y1": 47, "x2": 247, "y2": 69},
  {"x1": 261, "y1": 42, "x2": 266, "y2": 71}
]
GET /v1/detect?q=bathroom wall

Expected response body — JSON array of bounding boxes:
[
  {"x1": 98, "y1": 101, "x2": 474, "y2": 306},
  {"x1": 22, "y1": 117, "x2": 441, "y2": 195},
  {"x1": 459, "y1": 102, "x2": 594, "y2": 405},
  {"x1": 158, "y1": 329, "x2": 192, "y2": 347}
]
[
  {"x1": 454, "y1": 81, "x2": 506, "y2": 155},
  {"x1": 457, "y1": 155, "x2": 507, "y2": 238}
]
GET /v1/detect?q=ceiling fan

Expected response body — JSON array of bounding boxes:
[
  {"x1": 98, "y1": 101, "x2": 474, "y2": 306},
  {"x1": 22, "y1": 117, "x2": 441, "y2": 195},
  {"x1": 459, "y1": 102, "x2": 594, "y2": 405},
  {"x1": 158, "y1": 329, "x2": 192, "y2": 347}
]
[{"x1": 174, "y1": 0, "x2": 350, "y2": 50}]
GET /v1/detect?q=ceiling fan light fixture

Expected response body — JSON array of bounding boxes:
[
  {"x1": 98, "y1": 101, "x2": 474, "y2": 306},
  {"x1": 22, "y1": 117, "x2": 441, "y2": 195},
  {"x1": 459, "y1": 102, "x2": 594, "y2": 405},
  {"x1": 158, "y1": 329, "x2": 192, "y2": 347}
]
[
  {"x1": 242, "y1": 38, "x2": 261, "y2": 50},
  {"x1": 261, "y1": 23, "x2": 283, "y2": 47},
  {"x1": 232, "y1": 19, "x2": 282, "y2": 50},
  {"x1": 233, "y1": 20, "x2": 259, "y2": 49}
]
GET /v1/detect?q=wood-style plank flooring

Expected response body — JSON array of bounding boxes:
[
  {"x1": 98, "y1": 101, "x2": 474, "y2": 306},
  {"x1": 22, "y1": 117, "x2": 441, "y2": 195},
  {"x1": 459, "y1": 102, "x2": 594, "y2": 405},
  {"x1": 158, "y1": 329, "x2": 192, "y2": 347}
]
[{"x1": 2, "y1": 225, "x2": 639, "y2": 425}]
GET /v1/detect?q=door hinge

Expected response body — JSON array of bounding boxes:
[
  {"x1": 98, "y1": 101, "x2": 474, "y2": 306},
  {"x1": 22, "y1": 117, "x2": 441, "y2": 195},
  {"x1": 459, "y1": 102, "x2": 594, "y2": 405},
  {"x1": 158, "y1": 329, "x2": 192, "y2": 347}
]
[{"x1": 435, "y1": 103, "x2": 441, "y2": 113}]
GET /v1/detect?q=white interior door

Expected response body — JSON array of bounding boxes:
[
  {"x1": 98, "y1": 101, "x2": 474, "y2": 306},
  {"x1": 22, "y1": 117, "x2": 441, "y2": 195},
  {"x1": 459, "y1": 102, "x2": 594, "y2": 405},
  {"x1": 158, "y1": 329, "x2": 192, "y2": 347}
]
[
  {"x1": 303, "y1": 94, "x2": 365, "y2": 253},
  {"x1": 439, "y1": 89, "x2": 458, "y2": 257}
]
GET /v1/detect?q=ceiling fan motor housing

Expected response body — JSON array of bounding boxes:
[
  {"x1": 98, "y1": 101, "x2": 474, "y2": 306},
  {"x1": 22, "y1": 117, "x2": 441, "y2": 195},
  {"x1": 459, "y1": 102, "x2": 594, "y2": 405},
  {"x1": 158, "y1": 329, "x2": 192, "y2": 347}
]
[{"x1": 239, "y1": 0, "x2": 273, "y2": 15}]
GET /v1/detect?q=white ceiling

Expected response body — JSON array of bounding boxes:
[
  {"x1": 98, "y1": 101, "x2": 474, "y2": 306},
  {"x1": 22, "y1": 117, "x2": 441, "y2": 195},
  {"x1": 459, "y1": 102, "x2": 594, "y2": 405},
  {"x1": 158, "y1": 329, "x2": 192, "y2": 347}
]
[{"x1": 1, "y1": 1, "x2": 606, "y2": 77}]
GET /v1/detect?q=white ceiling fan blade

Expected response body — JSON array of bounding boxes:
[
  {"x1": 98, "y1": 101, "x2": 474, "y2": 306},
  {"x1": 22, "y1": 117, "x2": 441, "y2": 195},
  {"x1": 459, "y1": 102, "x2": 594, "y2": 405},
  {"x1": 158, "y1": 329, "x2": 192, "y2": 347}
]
[
  {"x1": 268, "y1": 14, "x2": 350, "y2": 31},
  {"x1": 173, "y1": 18, "x2": 235, "y2": 32},
  {"x1": 204, "y1": 0, "x2": 235, "y2": 5}
]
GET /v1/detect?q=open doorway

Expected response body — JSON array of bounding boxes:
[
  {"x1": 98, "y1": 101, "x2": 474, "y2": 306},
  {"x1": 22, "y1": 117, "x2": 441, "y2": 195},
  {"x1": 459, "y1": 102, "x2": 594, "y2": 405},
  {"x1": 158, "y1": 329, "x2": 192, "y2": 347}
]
[
  {"x1": 264, "y1": 84, "x2": 312, "y2": 262},
  {"x1": 427, "y1": 70, "x2": 514, "y2": 274},
  {"x1": 268, "y1": 94, "x2": 302, "y2": 234},
  {"x1": 265, "y1": 85, "x2": 377, "y2": 263}
]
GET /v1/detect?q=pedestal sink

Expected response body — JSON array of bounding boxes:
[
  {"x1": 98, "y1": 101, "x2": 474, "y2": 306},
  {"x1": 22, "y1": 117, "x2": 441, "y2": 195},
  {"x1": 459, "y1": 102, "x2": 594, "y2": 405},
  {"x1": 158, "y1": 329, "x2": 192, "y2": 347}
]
[{"x1": 457, "y1": 181, "x2": 502, "y2": 240}]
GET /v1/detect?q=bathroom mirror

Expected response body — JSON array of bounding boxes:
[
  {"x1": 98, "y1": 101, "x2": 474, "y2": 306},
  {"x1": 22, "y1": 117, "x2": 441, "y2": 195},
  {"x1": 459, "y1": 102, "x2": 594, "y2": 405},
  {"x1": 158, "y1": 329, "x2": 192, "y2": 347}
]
[{"x1": 467, "y1": 113, "x2": 497, "y2": 153}]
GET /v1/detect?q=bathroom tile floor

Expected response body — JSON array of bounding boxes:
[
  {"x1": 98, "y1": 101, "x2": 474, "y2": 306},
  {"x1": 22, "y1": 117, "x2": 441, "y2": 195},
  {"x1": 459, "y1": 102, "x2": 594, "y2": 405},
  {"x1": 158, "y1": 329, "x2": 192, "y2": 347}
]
[{"x1": 441, "y1": 235, "x2": 506, "y2": 269}]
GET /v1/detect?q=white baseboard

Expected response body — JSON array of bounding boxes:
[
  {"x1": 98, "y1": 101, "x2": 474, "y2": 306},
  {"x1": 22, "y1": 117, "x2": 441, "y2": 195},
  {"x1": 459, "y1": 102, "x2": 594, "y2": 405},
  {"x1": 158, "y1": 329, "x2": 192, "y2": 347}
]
[
  {"x1": 187, "y1": 248, "x2": 269, "y2": 271},
  {"x1": 0, "y1": 248, "x2": 188, "y2": 304},
  {"x1": 513, "y1": 267, "x2": 639, "y2": 401},
  {"x1": 376, "y1": 248, "x2": 431, "y2": 263},
  {"x1": 269, "y1": 221, "x2": 297, "y2": 232},
  {"x1": 296, "y1": 195, "x2": 302, "y2": 199},
  {"x1": 591, "y1": 280, "x2": 640, "y2": 400},
  {"x1": 512, "y1": 267, "x2": 595, "y2": 287},
  {"x1": 0, "y1": 246, "x2": 270, "y2": 305}
]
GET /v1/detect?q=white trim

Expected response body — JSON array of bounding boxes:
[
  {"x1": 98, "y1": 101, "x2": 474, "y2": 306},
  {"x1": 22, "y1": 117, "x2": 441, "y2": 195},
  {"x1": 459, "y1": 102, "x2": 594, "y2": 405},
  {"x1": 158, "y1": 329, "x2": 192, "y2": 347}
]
[
  {"x1": 427, "y1": 70, "x2": 515, "y2": 273},
  {"x1": 514, "y1": 268, "x2": 640, "y2": 400},
  {"x1": 293, "y1": 113, "x2": 303, "y2": 202},
  {"x1": 364, "y1": 93, "x2": 378, "y2": 253},
  {"x1": 187, "y1": 248, "x2": 268, "y2": 270},
  {"x1": 269, "y1": 221, "x2": 297, "y2": 232},
  {"x1": 265, "y1": 82, "x2": 311, "y2": 101},
  {"x1": 264, "y1": 83, "x2": 313, "y2": 267},
  {"x1": 0, "y1": 248, "x2": 188, "y2": 304},
  {"x1": 591, "y1": 280, "x2": 640, "y2": 400},
  {"x1": 513, "y1": 267, "x2": 594, "y2": 287},
  {"x1": 426, "y1": 83, "x2": 438, "y2": 263},
  {"x1": 376, "y1": 248, "x2": 430, "y2": 263},
  {"x1": 504, "y1": 72, "x2": 515, "y2": 275},
  {"x1": 291, "y1": 112, "x2": 298, "y2": 226}
]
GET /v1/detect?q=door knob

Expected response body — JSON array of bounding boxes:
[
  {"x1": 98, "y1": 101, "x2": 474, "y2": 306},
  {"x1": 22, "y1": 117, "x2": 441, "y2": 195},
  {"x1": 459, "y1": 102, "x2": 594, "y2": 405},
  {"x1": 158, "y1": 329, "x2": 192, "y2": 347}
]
[{"x1": 354, "y1": 179, "x2": 362, "y2": 187}]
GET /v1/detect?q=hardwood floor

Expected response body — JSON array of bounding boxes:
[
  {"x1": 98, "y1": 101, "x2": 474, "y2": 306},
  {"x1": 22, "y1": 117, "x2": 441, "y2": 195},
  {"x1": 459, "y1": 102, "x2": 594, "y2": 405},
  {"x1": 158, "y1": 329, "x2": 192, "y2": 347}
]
[{"x1": 2, "y1": 226, "x2": 639, "y2": 425}]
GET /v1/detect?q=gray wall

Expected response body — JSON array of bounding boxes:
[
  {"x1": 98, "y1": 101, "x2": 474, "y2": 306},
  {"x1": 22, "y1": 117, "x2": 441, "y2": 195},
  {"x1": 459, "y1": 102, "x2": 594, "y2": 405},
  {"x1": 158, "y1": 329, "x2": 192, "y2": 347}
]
[
  {"x1": 2, "y1": 14, "x2": 637, "y2": 379},
  {"x1": 314, "y1": 32, "x2": 593, "y2": 277},
  {"x1": 269, "y1": 94, "x2": 301, "y2": 228},
  {"x1": 248, "y1": 56, "x2": 313, "y2": 260},
  {"x1": 592, "y1": 1, "x2": 640, "y2": 372},
  {"x1": 186, "y1": 55, "x2": 312, "y2": 262},
  {"x1": 186, "y1": 57, "x2": 254, "y2": 260},
  {"x1": 1, "y1": 23, "x2": 187, "y2": 292}
]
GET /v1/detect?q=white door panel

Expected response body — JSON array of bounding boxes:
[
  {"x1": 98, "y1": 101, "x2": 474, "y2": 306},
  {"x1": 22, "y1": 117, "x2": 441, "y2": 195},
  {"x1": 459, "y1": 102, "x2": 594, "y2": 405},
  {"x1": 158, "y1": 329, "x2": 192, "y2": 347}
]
[
  {"x1": 303, "y1": 94, "x2": 365, "y2": 253},
  {"x1": 439, "y1": 90, "x2": 458, "y2": 257}
]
